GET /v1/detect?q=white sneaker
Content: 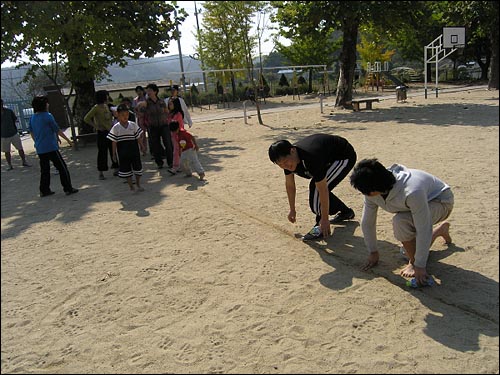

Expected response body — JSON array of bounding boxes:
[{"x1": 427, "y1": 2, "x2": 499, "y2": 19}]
[{"x1": 302, "y1": 225, "x2": 322, "y2": 241}]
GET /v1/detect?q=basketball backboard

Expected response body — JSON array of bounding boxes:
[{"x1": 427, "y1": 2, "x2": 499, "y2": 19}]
[{"x1": 443, "y1": 27, "x2": 466, "y2": 48}]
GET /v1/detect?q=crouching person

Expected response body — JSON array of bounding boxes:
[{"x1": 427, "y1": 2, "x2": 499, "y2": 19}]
[{"x1": 350, "y1": 158, "x2": 454, "y2": 286}]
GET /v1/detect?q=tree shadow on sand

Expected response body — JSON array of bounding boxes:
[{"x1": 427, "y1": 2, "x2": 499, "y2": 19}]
[
  {"x1": 326, "y1": 102, "x2": 498, "y2": 128},
  {"x1": 1, "y1": 135, "x2": 242, "y2": 228},
  {"x1": 301, "y1": 221, "x2": 499, "y2": 352}
]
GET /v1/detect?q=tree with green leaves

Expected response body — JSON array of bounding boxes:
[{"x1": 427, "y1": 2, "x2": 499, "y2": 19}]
[
  {"x1": 438, "y1": 1, "x2": 498, "y2": 88},
  {"x1": 279, "y1": 73, "x2": 289, "y2": 87},
  {"x1": 199, "y1": 1, "x2": 268, "y2": 124},
  {"x1": 389, "y1": 2, "x2": 461, "y2": 82},
  {"x1": 385, "y1": 2, "x2": 443, "y2": 68},
  {"x1": 26, "y1": 68, "x2": 69, "y2": 99},
  {"x1": 1, "y1": 1, "x2": 185, "y2": 133},
  {"x1": 274, "y1": 29, "x2": 340, "y2": 93},
  {"x1": 272, "y1": 1, "x2": 424, "y2": 108},
  {"x1": 374, "y1": 1, "x2": 498, "y2": 88},
  {"x1": 239, "y1": 2, "x2": 270, "y2": 124},
  {"x1": 199, "y1": 1, "x2": 258, "y2": 99},
  {"x1": 259, "y1": 73, "x2": 270, "y2": 97},
  {"x1": 297, "y1": 76, "x2": 307, "y2": 85},
  {"x1": 263, "y1": 51, "x2": 291, "y2": 67},
  {"x1": 357, "y1": 28, "x2": 396, "y2": 70}
]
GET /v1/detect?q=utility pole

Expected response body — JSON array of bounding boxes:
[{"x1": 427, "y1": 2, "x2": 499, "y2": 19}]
[
  {"x1": 194, "y1": 1, "x2": 208, "y2": 92},
  {"x1": 174, "y1": 7, "x2": 187, "y2": 94}
]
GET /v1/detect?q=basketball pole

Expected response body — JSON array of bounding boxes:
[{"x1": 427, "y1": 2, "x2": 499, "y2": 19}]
[{"x1": 424, "y1": 27, "x2": 464, "y2": 99}]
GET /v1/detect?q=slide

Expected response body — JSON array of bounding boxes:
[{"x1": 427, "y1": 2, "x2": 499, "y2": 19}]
[{"x1": 380, "y1": 71, "x2": 406, "y2": 87}]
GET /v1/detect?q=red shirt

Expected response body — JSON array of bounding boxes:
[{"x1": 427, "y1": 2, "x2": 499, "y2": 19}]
[{"x1": 177, "y1": 129, "x2": 195, "y2": 151}]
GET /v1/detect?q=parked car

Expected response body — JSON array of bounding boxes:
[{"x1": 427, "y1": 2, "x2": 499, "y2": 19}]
[{"x1": 457, "y1": 62, "x2": 481, "y2": 80}]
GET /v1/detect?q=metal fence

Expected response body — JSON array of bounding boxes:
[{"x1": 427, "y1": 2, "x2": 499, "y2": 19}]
[{"x1": 3, "y1": 99, "x2": 33, "y2": 134}]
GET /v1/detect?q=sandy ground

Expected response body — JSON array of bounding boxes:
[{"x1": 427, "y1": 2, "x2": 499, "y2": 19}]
[{"x1": 1, "y1": 84, "x2": 499, "y2": 374}]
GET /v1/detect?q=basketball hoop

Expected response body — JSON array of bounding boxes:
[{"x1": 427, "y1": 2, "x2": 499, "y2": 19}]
[{"x1": 443, "y1": 27, "x2": 465, "y2": 49}]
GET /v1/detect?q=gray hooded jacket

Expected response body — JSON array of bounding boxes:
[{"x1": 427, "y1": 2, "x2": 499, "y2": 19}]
[{"x1": 361, "y1": 164, "x2": 451, "y2": 268}]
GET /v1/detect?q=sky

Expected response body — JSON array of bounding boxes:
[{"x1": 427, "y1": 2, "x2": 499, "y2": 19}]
[
  {"x1": 168, "y1": 1, "x2": 280, "y2": 58},
  {"x1": 1, "y1": 1, "x2": 282, "y2": 69}
]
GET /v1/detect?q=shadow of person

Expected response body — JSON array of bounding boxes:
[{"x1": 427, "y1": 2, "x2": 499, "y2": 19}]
[
  {"x1": 301, "y1": 221, "x2": 380, "y2": 291},
  {"x1": 302, "y1": 222, "x2": 499, "y2": 352},
  {"x1": 419, "y1": 279, "x2": 498, "y2": 351},
  {"x1": 186, "y1": 178, "x2": 208, "y2": 191},
  {"x1": 417, "y1": 243, "x2": 499, "y2": 351},
  {"x1": 119, "y1": 192, "x2": 153, "y2": 217}
]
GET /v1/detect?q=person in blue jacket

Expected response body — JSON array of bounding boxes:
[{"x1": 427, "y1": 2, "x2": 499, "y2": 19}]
[{"x1": 29, "y1": 96, "x2": 78, "y2": 197}]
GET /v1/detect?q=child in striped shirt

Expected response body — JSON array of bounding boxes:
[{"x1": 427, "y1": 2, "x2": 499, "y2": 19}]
[{"x1": 107, "y1": 104, "x2": 146, "y2": 192}]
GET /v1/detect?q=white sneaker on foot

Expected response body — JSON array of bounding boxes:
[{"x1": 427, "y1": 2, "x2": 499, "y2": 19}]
[{"x1": 302, "y1": 225, "x2": 323, "y2": 241}]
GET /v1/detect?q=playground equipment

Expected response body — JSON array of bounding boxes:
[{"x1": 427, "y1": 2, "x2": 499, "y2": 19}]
[
  {"x1": 364, "y1": 61, "x2": 409, "y2": 92},
  {"x1": 364, "y1": 61, "x2": 390, "y2": 91}
]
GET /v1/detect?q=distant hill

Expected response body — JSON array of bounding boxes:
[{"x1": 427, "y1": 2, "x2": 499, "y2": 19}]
[
  {"x1": 1, "y1": 54, "x2": 282, "y2": 101},
  {"x1": 98, "y1": 55, "x2": 203, "y2": 86},
  {"x1": 1, "y1": 55, "x2": 203, "y2": 101}
]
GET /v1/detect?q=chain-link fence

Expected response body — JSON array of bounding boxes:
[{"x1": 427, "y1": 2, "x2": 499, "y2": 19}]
[{"x1": 3, "y1": 99, "x2": 33, "y2": 134}]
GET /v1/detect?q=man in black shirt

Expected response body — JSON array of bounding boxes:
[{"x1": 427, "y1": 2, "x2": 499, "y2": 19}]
[
  {"x1": 269, "y1": 134, "x2": 357, "y2": 240},
  {"x1": 1, "y1": 98, "x2": 31, "y2": 170}
]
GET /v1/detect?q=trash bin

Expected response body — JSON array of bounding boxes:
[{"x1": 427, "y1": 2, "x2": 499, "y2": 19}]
[{"x1": 396, "y1": 85, "x2": 407, "y2": 102}]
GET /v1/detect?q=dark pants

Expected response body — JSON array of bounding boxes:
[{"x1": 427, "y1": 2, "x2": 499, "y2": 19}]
[
  {"x1": 38, "y1": 150, "x2": 73, "y2": 194},
  {"x1": 147, "y1": 129, "x2": 154, "y2": 155},
  {"x1": 116, "y1": 140, "x2": 143, "y2": 178},
  {"x1": 97, "y1": 130, "x2": 118, "y2": 171},
  {"x1": 308, "y1": 148, "x2": 357, "y2": 224},
  {"x1": 149, "y1": 125, "x2": 173, "y2": 168}
]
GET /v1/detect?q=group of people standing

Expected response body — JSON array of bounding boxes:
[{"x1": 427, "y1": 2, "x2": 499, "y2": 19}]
[
  {"x1": 82, "y1": 83, "x2": 205, "y2": 191},
  {"x1": 133, "y1": 83, "x2": 203, "y2": 180},
  {"x1": 1, "y1": 83, "x2": 204, "y2": 196}
]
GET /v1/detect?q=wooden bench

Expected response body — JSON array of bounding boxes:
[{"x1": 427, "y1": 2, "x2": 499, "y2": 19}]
[{"x1": 351, "y1": 98, "x2": 379, "y2": 111}]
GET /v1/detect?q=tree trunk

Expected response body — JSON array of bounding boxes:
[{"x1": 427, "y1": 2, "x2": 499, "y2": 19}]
[
  {"x1": 308, "y1": 67, "x2": 313, "y2": 93},
  {"x1": 250, "y1": 77, "x2": 263, "y2": 125},
  {"x1": 335, "y1": 15, "x2": 359, "y2": 109},
  {"x1": 63, "y1": 86, "x2": 78, "y2": 150},
  {"x1": 245, "y1": 56, "x2": 263, "y2": 125},
  {"x1": 255, "y1": 96, "x2": 263, "y2": 124},
  {"x1": 476, "y1": 46, "x2": 491, "y2": 81},
  {"x1": 230, "y1": 72, "x2": 237, "y2": 101},
  {"x1": 488, "y1": 24, "x2": 499, "y2": 90},
  {"x1": 66, "y1": 53, "x2": 96, "y2": 135},
  {"x1": 74, "y1": 79, "x2": 96, "y2": 135}
]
